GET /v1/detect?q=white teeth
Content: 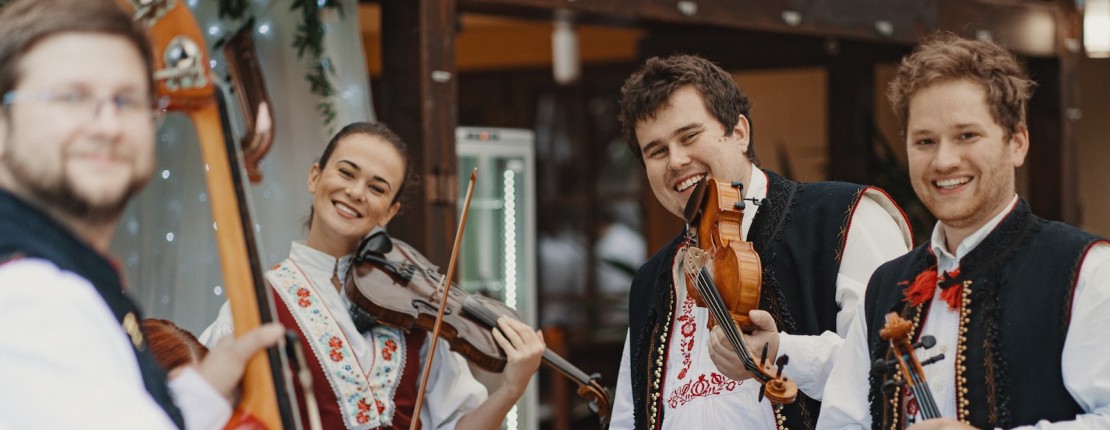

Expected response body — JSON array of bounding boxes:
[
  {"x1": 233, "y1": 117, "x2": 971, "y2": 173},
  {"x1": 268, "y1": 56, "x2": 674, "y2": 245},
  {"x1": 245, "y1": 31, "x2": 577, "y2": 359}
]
[
  {"x1": 675, "y1": 175, "x2": 706, "y2": 192},
  {"x1": 935, "y1": 177, "x2": 970, "y2": 188},
  {"x1": 336, "y1": 202, "x2": 359, "y2": 217}
]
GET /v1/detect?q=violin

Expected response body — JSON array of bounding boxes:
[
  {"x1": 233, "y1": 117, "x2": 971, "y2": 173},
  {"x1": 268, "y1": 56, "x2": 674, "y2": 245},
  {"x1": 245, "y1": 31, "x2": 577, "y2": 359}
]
[
  {"x1": 345, "y1": 229, "x2": 613, "y2": 428},
  {"x1": 681, "y1": 178, "x2": 797, "y2": 404},
  {"x1": 874, "y1": 312, "x2": 945, "y2": 420}
]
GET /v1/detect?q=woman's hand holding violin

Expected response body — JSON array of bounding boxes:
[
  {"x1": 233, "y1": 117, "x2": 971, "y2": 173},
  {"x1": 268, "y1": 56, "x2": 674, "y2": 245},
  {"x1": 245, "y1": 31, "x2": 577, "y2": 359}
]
[
  {"x1": 491, "y1": 317, "x2": 546, "y2": 396},
  {"x1": 455, "y1": 317, "x2": 545, "y2": 430}
]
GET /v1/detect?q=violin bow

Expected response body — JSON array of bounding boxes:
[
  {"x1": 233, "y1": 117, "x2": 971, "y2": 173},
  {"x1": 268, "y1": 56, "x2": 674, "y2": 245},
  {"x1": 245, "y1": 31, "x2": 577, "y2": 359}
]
[{"x1": 409, "y1": 168, "x2": 479, "y2": 430}]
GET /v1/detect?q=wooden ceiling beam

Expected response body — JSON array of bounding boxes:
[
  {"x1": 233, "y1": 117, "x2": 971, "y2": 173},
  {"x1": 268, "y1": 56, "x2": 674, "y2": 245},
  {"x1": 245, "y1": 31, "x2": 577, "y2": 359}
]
[{"x1": 449, "y1": 0, "x2": 1064, "y2": 57}]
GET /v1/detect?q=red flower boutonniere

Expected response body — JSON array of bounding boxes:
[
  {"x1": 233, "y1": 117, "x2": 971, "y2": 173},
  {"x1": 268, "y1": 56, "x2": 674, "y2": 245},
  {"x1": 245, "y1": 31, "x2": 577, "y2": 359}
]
[{"x1": 900, "y1": 266, "x2": 962, "y2": 309}]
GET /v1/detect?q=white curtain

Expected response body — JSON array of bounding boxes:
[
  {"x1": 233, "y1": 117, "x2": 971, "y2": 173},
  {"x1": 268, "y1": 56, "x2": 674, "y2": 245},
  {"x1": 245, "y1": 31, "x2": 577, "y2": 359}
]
[{"x1": 111, "y1": 0, "x2": 374, "y2": 335}]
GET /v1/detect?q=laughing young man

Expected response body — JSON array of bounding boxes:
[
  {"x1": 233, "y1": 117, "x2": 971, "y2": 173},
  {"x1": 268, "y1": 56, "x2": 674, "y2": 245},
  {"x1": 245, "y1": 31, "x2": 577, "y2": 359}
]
[{"x1": 609, "y1": 54, "x2": 912, "y2": 429}]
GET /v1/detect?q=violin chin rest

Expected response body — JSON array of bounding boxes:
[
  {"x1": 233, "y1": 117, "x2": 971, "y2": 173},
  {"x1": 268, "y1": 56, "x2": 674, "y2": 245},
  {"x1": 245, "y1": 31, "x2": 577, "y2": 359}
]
[{"x1": 357, "y1": 228, "x2": 394, "y2": 257}]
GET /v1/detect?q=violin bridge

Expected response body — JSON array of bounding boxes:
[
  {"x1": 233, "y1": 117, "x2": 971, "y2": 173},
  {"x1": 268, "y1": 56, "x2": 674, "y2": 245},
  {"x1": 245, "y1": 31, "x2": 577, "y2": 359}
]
[{"x1": 683, "y1": 247, "x2": 709, "y2": 274}]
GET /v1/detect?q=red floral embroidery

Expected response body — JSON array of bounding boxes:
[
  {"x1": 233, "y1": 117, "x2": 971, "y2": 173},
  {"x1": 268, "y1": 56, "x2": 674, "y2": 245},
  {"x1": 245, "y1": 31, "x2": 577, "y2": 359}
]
[
  {"x1": 296, "y1": 288, "x2": 311, "y2": 308},
  {"x1": 355, "y1": 398, "x2": 371, "y2": 424},
  {"x1": 382, "y1": 338, "x2": 399, "y2": 361},
  {"x1": 357, "y1": 400, "x2": 370, "y2": 426},
  {"x1": 328, "y1": 336, "x2": 344, "y2": 362},
  {"x1": 675, "y1": 296, "x2": 697, "y2": 380},
  {"x1": 375, "y1": 399, "x2": 386, "y2": 414},
  {"x1": 667, "y1": 372, "x2": 740, "y2": 408},
  {"x1": 904, "y1": 388, "x2": 920, "y2": 417}
]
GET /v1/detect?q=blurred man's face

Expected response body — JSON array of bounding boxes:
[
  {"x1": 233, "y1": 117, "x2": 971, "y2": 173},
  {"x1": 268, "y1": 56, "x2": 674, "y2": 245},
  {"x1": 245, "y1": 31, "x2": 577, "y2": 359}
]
[{"x1": 0, "y1": 33, "x2": 156, "y2": 223}]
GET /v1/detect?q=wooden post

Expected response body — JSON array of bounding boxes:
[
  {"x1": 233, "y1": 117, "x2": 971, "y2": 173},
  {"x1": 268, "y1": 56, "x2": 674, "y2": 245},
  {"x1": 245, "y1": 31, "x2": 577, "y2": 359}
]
[{"x1": 379, "y1": 0, "x2": 460, "y2": 265}]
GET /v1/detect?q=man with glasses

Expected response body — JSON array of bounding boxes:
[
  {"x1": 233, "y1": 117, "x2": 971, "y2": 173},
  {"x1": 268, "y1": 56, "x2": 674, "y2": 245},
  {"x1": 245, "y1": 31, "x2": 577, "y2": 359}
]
[{"x1": 0, "y1": 0, "x2": 283, "y2": 428}]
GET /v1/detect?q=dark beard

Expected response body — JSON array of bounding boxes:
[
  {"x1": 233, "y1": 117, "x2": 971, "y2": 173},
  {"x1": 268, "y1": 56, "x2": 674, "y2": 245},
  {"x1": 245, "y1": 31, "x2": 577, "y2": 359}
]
[{"x1": 4, "y1": 154, "x2": 141, "y2": 224}]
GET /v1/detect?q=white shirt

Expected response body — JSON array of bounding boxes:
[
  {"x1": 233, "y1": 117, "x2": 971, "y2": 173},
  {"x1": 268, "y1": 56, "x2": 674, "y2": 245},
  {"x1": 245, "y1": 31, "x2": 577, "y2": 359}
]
[
  {"x1": 0, "y1": 258, "x2": 230, "y2": 430},
  {"x1": 818, "y1": 195, "x2": 1110, "y2": 429},
  {"x1": 201, "y1": 241, "x2": 488, "y2": 429},
  {"x1": 610, "y1": 167, "x2": 912, "y2": 429}
]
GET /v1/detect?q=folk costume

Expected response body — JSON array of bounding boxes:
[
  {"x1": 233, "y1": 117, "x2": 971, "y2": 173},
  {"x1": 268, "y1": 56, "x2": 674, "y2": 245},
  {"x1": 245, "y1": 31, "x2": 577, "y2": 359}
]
[
  {"x1": 818, "y1": 196, "x2": 1110, "y2": 429},
  {"x1": 609, "y1": 167, "x2": 912, "y2": 430},
  {"x1": 0, "y1": 188, "x2": 230, "y2": 430},
  {"x1": 202, "y1": 240, "x2": 487, "y2": 430}
]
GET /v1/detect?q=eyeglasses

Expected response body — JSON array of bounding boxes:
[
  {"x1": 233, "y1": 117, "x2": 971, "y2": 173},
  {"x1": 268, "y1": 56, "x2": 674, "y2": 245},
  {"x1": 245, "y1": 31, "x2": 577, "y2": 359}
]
[{"x1": 1, "y1": 90, "x2": 168, "y2": 123}]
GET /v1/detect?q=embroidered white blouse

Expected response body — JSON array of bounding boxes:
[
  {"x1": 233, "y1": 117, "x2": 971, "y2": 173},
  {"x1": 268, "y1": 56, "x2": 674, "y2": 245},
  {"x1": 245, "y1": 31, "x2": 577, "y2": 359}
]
[
  {"x1": 818, "y1": 195, "x2": 1110, "y2": 429},
  {"x1": 609, "y1": 167, "x2": 913, "y2": 430},
  {"x1": 0, "y1": 258, "x2": 230, "y2": 430},
  {"x1": 201, "y1": 241, "x2": 488, "y2": 429}
]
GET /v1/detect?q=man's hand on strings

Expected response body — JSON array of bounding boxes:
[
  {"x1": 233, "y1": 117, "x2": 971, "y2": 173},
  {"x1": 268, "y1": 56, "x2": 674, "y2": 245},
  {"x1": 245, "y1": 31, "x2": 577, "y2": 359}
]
[
  {"x1": 708, "y1": 310, "x2": 779, "y2": 382},
  {"x1": 194, "y1": 322, "x2": 286, "y2": 403},
  {"x1": 491, "y1": 316, "x2": 546, "y2": 397}
]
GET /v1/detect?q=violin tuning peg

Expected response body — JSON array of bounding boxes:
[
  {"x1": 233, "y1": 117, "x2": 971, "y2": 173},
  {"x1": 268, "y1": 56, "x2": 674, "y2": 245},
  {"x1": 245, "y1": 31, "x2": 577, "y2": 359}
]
[
  {"x1": 774, "y1": 354, "x2": 789, "y2": 378},
  {"x1": 913, "y1": 335, "x2": 937, "y2": 350},
  {"x1": 920, "y1": 353, "x2": 945, "y2": 366},
  {"x1": 871, "y1": 357, "x2": 896, "y2": 373},
  {"x1": 760, "y1": 343, "x2": 770, "y2": 367},
  {"x1": 758, "y1": 383, "x2": 766, "y2": 402},
  {"x1": 731, "y1": 180, "x2": 744, "y2": 189},
  {"x1": 734, "y1": 201, "x2": 746, "y2": 210},
  {"x1": 882, "y1": 379, "x2": 905, "y2": 392}
]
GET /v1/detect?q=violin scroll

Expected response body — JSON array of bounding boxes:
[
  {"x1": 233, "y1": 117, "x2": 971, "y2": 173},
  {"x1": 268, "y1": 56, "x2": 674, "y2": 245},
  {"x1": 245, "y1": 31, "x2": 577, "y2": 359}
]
[{"x1": 876, "y1": 312, "x2": 944, "y2": 419}]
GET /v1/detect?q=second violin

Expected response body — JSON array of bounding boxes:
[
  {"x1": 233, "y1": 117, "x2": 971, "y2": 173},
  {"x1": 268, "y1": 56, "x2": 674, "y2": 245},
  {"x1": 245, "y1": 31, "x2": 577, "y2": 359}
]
[{"x1": 345, "y1": 230, "x2": 612, "y2": 428}]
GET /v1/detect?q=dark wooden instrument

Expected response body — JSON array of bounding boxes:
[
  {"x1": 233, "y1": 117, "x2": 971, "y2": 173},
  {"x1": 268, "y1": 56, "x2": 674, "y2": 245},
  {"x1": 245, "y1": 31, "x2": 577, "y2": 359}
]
[{"x1": 346, "y1": 229, "x2": 612, "y2": 428}]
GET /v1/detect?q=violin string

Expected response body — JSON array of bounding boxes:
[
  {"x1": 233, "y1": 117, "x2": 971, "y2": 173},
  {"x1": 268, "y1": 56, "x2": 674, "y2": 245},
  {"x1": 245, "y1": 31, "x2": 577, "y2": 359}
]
[
  {"x1": 694, "y1": 272, "x2": 754, "y2": 365},
  {"x1": 460, "y1": 296, "x2": 594, "y2": 383},
  {"x1": 908, "y1": 369, "x2": 941, "y2": 419},
  {"x1": 907, "y1": 352, "x2": 941, "y2": 418},
  {"x1": 692, "y1": 267, "x2": 765, "y2": 378}
]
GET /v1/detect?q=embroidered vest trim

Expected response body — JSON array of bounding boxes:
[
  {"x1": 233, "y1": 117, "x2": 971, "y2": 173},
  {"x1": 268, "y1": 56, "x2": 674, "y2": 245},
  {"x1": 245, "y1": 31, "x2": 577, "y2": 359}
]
[{"x1": 269, "y1": 260, "x2": 407, "y2": 429}]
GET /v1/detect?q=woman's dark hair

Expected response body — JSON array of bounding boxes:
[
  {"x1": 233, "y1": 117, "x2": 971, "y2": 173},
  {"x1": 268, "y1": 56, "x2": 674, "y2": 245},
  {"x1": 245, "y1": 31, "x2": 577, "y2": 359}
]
[{"x1": 306, "y1": 121, "x2": 418, "y2": 229}]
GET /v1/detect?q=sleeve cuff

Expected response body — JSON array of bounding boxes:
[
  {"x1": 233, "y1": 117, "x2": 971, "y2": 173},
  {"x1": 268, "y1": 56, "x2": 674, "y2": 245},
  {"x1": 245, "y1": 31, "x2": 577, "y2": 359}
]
[
  {"x1": 776, "y1": 331, "x2": 844, "y2": 401},
  {"x1": 169, "y1": 366, "x2": 232, "y2": 430}
]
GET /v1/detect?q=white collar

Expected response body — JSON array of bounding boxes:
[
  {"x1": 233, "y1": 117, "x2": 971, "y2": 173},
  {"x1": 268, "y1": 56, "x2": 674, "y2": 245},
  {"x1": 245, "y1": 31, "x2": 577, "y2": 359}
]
[
  {"x1": 929, "y1": 194, "x2": 1020, "y2": 263},
  {"x1": 741, "y1": 167, "x2": 768, "y2": 240},
  {"x1": 288, "y1": 241, "x2": 354, "y2": 287}
]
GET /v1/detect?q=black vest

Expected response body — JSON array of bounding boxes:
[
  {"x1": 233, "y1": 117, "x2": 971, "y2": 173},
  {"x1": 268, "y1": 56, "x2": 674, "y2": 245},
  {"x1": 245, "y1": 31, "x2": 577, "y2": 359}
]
[
  {"x1": 864, "y1": 199, "x2": 1101, "y2": 429},
  {"x1": 0, "y1": 189, "x2": 185, "y2": 429},
  {"x1": 628, "y1": 171, "x2": 869, "y2": 429}
]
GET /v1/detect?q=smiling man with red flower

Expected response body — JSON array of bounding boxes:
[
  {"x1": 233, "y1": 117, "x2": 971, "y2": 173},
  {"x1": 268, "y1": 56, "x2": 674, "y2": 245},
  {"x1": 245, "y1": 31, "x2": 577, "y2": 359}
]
[{"x1": 818, "y1": 32, "x2": 1110, "y2": 430}]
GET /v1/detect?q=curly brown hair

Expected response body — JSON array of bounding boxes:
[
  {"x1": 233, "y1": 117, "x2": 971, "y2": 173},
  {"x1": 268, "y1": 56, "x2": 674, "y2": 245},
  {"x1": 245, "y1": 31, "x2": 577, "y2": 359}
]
[
  {"x1": 887, "y1": 31, "x2": 1035, "y2": 139},
  {"x1": 618, "y1": 54, "x2": 759, "y2": 165}
]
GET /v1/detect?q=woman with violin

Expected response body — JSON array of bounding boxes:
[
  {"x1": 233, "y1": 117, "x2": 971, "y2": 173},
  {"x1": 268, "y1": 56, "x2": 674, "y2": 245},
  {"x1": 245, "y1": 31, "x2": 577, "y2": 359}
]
[
  {"x1": 202, "y1": 121, "x2": 545, "y2": 429},
  {"x1": 611, "y1": 54, "x2": 913, "y2": 430}
]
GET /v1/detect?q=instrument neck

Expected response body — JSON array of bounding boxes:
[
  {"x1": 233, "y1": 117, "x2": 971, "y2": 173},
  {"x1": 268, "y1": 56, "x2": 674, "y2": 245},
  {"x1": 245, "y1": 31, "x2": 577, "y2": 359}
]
[{"x1": 691, "y1": 266, "x2": 768, "y2": 383}]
